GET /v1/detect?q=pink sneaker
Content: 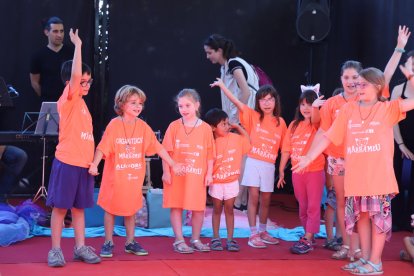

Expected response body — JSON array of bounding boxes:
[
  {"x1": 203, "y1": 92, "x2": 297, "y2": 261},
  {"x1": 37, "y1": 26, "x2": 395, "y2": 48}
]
[
  {"x1": 248, "y1": 233, "x2": 267, "y2": 248},
  {"x1": 259, "y1": 231, "x2": 279, "y2": 245}
]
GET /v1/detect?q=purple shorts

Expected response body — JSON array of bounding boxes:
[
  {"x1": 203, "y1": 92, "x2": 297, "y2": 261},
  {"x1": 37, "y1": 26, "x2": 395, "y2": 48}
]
[{"x1": 46, "y1": 158, "x2": 94, "y2": 209}]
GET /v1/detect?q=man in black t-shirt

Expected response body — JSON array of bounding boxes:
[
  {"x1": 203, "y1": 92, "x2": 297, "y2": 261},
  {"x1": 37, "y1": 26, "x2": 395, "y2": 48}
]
[{"x1": 30, "y1": 16, "x2": 74, "y2": 102}]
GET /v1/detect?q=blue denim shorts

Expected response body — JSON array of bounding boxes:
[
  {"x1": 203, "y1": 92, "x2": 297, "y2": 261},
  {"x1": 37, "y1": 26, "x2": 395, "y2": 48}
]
[{"x1": 46, "y1": 158, "x2": 94, "y2": 209}]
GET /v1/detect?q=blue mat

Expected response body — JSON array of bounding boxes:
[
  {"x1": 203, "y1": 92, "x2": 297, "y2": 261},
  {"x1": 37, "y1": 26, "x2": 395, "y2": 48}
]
[{"x1": 32, "y1": 225, "x2": 329, "y2": 242}]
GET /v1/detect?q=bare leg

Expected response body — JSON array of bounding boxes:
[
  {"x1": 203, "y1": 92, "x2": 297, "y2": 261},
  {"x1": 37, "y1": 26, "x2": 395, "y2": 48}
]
[
  {"x1": 258, "y1": 192, "x2": 272, "y2": 225},
  {"x1": 51, "y1": 207, "x2": 67, "y2": 249},
  {"x1": 224, "y1": 197, "x2": 236, "y2": 240},
  {"x1": 212, "y1": 198, "x2": 223, "y2": 239},
  {"x1": 191, "y1": 210, "x2": 205, "y2": 241},
  {"x1": 357, "y1": 212, "x2": 372, "y2": 261},
  {"x1": 325, "y1": 205, "x2": 335, "y2": 240},
  {"x1": 369, "y1": 220, "x2": 386, "y2": 264},
  {"x1": 170, "y1": 208, "x2": 184, "y2": 241},
  {"x1": 124, "y1": 215, "x2": 135, "y2": 244},
  {"x1": 247, "y1": 187, "x2": 260, "y2": 228},
  {"x1": 71, "y1": 207, "x2": 85, "y2": 248},
  {"x1": 332, "y1": 175, "x2": 349, "y2": 246},
  {"x1": 103, "y1": 212, "x2": 115, "y2": 243}
]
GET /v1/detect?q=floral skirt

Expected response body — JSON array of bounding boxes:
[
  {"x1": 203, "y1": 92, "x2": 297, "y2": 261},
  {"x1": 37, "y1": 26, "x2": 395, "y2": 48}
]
[{"x1": 345, "y1": 194, "x2": 394, "y2": 241}]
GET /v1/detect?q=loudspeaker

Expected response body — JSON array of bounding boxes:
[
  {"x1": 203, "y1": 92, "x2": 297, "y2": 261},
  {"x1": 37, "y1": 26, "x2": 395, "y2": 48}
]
[{"x1": 296, "y1": 0, "x2": 331, "y2": 43}]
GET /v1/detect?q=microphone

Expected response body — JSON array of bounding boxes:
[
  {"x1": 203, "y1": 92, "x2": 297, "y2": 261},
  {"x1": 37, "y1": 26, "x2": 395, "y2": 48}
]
[{"x1": 7, "y1": 85, "x2": 19, "y2": 97}]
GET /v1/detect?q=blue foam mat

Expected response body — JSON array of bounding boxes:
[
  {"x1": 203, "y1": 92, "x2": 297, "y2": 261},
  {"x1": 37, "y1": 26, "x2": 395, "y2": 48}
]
[{"x1": 32, "y1": 224, "x2": 329, "y2": 242}]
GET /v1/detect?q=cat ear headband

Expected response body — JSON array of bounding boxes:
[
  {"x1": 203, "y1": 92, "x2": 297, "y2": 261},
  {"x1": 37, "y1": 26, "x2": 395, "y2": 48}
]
[{"x1": 300, "y1": 83, "x2": 320, "y2": 97}]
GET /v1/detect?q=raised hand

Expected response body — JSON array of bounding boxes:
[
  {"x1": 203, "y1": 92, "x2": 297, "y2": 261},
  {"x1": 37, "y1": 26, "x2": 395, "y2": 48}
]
[
  {"x1": 397, "y1": 25, "x2": 411, "y2": 49},
  {"x1": 210, "y1": 78, "x2": 225, "y2": 89},
  {"x1": 312, "y1": 95, "x2": 326, "y2": 108},
  {"x1": 69, "y1": 28, "x2": 82, "y2": 46}
]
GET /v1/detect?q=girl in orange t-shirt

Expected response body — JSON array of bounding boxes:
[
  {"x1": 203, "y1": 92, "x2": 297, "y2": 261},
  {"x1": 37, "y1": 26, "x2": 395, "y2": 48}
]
[
  {"x1": 89, "y1": 85, "x2": 182, "y2": 257},
  {"x1": 277, "y1": 89, "x2": 325, "y2": 255},
  {"x1": 293, "y1": 67, "x2": 414, "y2": 275},
  {"x1": 211, "y1": 78, "x2": 286, "y2": 249},
  {"x1": 162, "y1": 89, "x2": 215, "y2": 254}
]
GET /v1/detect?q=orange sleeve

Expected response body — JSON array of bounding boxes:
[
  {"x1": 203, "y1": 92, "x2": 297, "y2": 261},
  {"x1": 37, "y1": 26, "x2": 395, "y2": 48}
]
[
  {"x1": 324, "y1": 105, "x2": 348, "y2": 146},
  {"x1": 143, "y1": 122, "x2": 163, "y2": 156},
  {"x1": 162, "y1": 122, "x2": 176, "y2": 153},
  {"x1": 319, "y1": 99, "x2": 334, "y2": 131},
  {"x1": 97, "y1": 121, "x2": 115, "y2": 158},
  {"x1": 239, "y1": 104, "x2": 254, "y2": 133},
  {"x1": 241, "y1": 134, "x2": 251, "y2": 155},
  {"x1": 205, "y1": 124, "x2": 216, "y2": 160},
  {"x1": 385, "y1": 99, "x2": 406, "y2": 126},
  {"x1": 281, "y1": 122, "x2": 293, "y2": 153}
]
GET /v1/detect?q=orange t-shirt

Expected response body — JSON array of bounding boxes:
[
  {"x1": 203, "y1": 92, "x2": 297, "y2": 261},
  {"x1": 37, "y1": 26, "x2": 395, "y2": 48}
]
[
  {"x1": 319, "y1": 94, "x2": 358, "y2": 158},
  {"x1": 325, "y1": 100, "x2": 405, "y2": 196},
  {"x1": 97, "y1": 118, "x2": 162, "y2": 216},
  {"x1": 162, "y1": 119, "x2": 215, "y2": 211},
  {"x1": 55, "y1": 85, "x2": 94, "y2": 168},
  {"x1": 239, "y1": 105, "x2": 286, "y2": 164},
  {"x1": 282, "y1": 120, "x2": 325, "y2": 172},
  {"x1": 212, "y1": 132, "x2": 251, "y2": 184}
]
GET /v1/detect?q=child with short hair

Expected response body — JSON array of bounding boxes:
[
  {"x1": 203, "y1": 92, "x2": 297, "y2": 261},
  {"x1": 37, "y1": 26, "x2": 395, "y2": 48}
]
[
  {"x1": 277, "y1": 88, "x2": 325, "y2": 254},
  {"x1": 46, "y1": 29, "x2": 100, "y2": 267},
  {"x1": 204, "y1": 108, "x2": 250, "y2": 251},
  {"x1": 88, "y1": 85, "x2": 183, "y2": 258},
  {"x1": 211, "y1": 78, "x2": 287, "y2": 249},
  {"x1": 162, "y1": 89, "x2": 215, "y2": 253}
]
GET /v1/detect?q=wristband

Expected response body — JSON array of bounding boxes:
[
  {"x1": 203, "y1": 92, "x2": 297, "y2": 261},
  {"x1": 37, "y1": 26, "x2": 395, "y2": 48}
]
[
  {"x1": 395, "y1": 47, "x2": 405, "y2": 53},
  {"x1": 398, "y1": 142, "x2": 404, "y2": 145}
]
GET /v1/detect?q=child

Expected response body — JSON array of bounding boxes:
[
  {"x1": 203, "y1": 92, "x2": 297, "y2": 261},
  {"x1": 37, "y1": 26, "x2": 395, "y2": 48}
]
[
  {"x1": 293, "y1": 66, "x2": 414, "y2": 274},
  {"x1": 400, "y1": 214, "x2": 414, "y2": 263},
  {"x1": 88, "y1": 85, "x2": 183, "y2": 258},
  {"x1": 46, "y1": 29, "x2": 100, "y2": 267},
  {"x1": 204, "y1": 108, "x2": 251, "y2": 251},
  {"x1": 211, "y1": 78, "x2": 287, "y2": 249},
  {"x1": 162, "y1": 89, "x2": 215, "y2": 253},
  {"x1": 277, "y1": 88, "x2": 325, "y2": 254}
]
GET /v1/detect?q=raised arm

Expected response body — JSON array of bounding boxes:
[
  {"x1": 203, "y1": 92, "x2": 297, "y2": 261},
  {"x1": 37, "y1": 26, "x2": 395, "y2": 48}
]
[
  {"x1": 399, "y1": 60, "x2": 414, "y2": 113},
  {"x1": 210, "y1": 78, "x2": 245, "y2": 110},
  {"x1": 311, "y1": 95, "x2": 325, "y2": 125},
  {"x1": 68, "y1": 29, "x2": 83, "y2": 98},
  {"x1": 291, "y1": 131, "x2": 331, "y2": 173},
  {"x1": 230, "y1": 123, "x2": 250, "y2": 143},
  {"x1": 384, "y1": 25, "x2": 411, "y2": 86}
]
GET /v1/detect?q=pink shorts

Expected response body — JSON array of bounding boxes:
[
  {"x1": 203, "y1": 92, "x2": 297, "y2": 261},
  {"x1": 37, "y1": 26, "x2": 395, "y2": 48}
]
[
  {"x1": 208, "y1": 180, "x2": 239, "y2": 201},
  {"x1": 326, "y1": 156, "x2": 345, "y2": 176}
]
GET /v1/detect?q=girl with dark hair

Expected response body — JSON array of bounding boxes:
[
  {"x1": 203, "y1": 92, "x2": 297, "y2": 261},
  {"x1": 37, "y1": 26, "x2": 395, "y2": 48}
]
[
  {"x1": 293, "y1": 64, "x2": 414, "y2": 275},
  {"x1": 277, "y1": 88, "x2": 325, "y2": 255},
  {"x1": 210, "y1": 78, "x2": 286, "y2": 249}
]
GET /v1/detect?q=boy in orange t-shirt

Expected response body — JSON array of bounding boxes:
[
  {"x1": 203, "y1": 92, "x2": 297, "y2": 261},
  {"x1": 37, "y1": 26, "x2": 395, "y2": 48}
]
[
  {"x1": 293, "y1": 67, "x2": 414, "y2": 274},
  {"x1": 46, "y1": 29, "x2": 100, "y2": 267},
  {"x1": 204, "y1": 108, "x2": 250, "y2": 252},
  {"x1": 88, "y1": 85, "x2": 182, "y2": 258}
]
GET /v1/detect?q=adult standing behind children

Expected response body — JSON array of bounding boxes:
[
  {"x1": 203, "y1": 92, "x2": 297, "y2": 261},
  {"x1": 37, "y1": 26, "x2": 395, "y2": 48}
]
[
  {"x1": 88, "y1": 85, "x2": 183, "y2": 258},
  {"x1": 30, "y1": 16, "x2": 74, "y2": 102},
  {"x1": 46, "y1": 29, "x2": 100, "y2": 267},
  {"x1": 204, "y1": 34, "x2": 259, "y2": 211}
]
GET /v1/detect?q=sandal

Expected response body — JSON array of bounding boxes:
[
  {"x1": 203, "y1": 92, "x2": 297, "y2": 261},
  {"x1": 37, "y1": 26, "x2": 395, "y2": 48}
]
[
  {"x1": 210, "y1": 238, "x2": 223, "y2": 251},
  {"x1": 226, "y1": 239, "x2": 240, "y2": 252},
  {"x1": 332, "y1": 245, "x2": 349, "y2": 260},
  {"x1": 350, "y1": 260, "x2": 383, "y2": 275},
  {"x1": 190, "y1": 239, "x2": 211, "y2": 252},
  {"x1": 400, "y1": 249, "x2": 413, "y2": 262},
  {"x1": 173, "y1": 240, "x2": 194, "y2": 254},
  {"x1": 342, "y1": 258, "x2": 367, "y2": 271}
]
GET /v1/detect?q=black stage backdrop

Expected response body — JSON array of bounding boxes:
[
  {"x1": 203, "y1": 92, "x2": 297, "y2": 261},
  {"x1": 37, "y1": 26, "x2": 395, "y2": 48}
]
[
  {"x1": 0, "y1": 0, "x2": 95, "y2": 193},
  {"x1": 1, "y1": 0, "x2": 414, "y2": 190}
]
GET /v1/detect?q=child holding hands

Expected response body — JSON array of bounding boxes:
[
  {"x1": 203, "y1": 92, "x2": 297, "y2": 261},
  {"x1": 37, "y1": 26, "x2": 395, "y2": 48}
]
[
  {"x1": 162, "y1": 89, "x2": 215, "y2": 253},
  {"x1": 88, "y1": 85, "x2": 183, "y2": 257}
]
